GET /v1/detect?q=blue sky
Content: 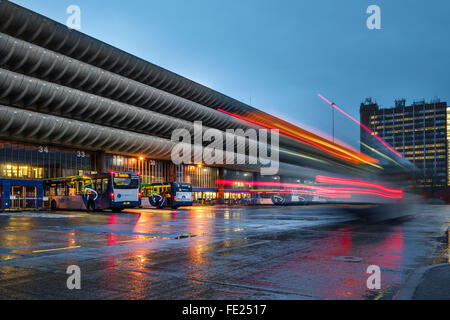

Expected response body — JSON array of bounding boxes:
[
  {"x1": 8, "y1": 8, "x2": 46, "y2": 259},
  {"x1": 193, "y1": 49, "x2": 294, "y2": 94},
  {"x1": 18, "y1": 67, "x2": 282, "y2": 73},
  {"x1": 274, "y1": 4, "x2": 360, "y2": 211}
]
[{"x1": 11, "y1": 0, "x2": 450, "y2": 148}]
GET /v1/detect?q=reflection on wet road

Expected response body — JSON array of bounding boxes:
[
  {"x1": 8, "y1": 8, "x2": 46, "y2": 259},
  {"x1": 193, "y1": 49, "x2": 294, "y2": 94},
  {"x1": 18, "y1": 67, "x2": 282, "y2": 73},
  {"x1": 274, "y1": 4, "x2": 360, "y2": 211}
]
[{"x1": 0, "y1": 205, "x2": 448, "y2": 299}]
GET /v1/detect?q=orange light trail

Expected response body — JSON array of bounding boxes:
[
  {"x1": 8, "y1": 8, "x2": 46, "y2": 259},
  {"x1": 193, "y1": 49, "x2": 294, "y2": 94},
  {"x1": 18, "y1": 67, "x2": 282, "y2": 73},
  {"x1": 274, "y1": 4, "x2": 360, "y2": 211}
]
[{"x1": 216, "y1": 108, "x2": 378, "y2": 165}]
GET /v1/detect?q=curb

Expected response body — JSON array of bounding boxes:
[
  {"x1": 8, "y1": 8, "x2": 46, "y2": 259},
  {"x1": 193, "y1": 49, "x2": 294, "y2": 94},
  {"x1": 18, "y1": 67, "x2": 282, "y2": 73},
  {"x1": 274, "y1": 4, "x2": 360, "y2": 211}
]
[{"x1": 396, "y1": 263, "x2": 450, "y2": 300}]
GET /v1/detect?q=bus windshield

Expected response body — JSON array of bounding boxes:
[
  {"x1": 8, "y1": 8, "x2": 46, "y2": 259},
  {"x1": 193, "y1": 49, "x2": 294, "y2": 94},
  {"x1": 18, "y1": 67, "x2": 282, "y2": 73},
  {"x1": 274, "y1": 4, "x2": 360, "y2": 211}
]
[{"x1": 113, "y1": 173, "x2": 139, "y2": 189}]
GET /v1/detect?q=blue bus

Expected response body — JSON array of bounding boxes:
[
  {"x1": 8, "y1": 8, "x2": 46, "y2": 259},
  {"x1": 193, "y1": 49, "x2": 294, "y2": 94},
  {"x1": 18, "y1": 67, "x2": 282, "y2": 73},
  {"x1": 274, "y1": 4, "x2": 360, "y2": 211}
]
[
  {"x1": 44, "y1": 171, "x2": 141, "y2": 212},
  {"x1": 141, "y1": 182, "x2": 193, "y2": 209}
]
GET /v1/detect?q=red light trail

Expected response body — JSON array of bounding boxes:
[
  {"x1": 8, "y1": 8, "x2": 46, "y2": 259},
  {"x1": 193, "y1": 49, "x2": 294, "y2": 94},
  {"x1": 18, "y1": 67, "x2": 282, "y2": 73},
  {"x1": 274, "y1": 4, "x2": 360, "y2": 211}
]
[
  {"x1": 315, "y1": 175, "x2": 403, "y2": 194},
  {"x1": 216, "y1": 178, "x2": 403, "y2": 199}
]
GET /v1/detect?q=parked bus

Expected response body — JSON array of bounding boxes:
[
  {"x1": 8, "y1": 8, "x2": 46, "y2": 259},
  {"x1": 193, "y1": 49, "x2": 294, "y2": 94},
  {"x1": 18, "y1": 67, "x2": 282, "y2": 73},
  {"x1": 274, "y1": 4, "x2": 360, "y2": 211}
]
[
  {"x1": 141, "y1": 182, "x2": 193, "y2": 209},
  {"x1": 44, "y1": 171, "x2": 141, "y2": 212}
]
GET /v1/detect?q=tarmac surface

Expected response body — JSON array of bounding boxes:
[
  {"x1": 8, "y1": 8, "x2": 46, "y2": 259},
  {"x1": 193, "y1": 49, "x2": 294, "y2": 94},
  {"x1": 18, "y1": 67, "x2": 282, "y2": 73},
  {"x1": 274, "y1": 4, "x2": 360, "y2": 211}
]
[{"x1": 0, "y1": 204, "x2": 448, "y2": 300}]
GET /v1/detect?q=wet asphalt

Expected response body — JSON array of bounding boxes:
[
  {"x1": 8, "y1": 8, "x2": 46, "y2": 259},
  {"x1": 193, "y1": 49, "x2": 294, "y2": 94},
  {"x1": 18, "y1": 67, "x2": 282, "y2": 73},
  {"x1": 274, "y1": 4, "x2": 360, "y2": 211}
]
[{"x1": 0, "y1": 204, "x2": 448, "y2": 300}]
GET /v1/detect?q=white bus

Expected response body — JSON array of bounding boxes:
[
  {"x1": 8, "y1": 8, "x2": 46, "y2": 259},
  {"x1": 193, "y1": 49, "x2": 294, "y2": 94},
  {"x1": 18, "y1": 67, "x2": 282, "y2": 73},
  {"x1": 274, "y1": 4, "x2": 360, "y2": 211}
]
[{"x1": 44, "y1": 171, "x2": 141, "y2": 212}]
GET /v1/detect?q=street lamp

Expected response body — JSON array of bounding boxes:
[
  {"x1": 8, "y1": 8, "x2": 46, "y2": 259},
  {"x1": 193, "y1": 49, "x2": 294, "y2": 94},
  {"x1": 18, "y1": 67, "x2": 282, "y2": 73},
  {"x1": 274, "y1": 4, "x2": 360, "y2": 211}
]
[
  {"x1": 138, "y1": 157, "x2": 144, "y2": 181},
  {"x1": 331, "y1": 103, "x2": 335, "y2": 143}
]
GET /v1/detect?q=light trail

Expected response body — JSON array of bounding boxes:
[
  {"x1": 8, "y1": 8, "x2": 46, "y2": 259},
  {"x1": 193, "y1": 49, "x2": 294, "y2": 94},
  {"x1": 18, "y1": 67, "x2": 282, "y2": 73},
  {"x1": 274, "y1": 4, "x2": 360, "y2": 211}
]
[
  {"x1": 216, "y1": 108, "x2": 379, "y2": 165},
  {"x1": 315, "y1": 175, "x2": 403, "y2": 194},
  {"x1": 217, "y1": 108, "x2": 355, "y2": 162},
  {"x1": 317, "y1": 94, "x2": 403, "y2": 158},
  {"x1": 216, "y1": 179, "x2": 403, "y2": 199}
]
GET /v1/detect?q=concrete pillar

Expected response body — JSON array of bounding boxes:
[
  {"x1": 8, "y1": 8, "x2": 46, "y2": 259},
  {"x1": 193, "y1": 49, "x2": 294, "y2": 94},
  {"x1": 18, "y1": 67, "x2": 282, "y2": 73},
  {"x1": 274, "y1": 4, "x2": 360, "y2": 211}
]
[
  {"x1": 167, "y1": 162, "x2": 176, "y2": 182},
  {"x1": 252, "y1": 172, "x2": 260, "y2": 205},
  {"x1": 94, "y1": 151, "x2": 105, "y2": 173},
  {"x1": 217, "y1": 167, "x2": 225, "y2": 204}
]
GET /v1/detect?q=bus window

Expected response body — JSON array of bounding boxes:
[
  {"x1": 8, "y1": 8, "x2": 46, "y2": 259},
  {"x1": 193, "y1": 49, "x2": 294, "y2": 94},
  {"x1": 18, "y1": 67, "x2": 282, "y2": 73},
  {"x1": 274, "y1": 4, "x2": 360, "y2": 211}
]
[
  {"x1": 95, "y1": 179, "x2": 103, "y2": 194},
  {"x1": 77, "y1": 181, "x2": 83, "y2": 195},
  {"x1": 102, "y1": 179, "x2": 108, "y2": 194},
  {"x1": 57, "y1": 183, "x2": 66, "y2": 196},
  {"x1": 68, "y1": 182, "x2": 77, "y2": 196},
  {"x1": 84, "y1": 179, "x2": 94, "y2": 193},
  {"x1": 113, "y1": 174, "x2": 139, "y2": 189},
  {"x1": 142, "y1": 185, "x2": 153, "y2": 197},
  {"x1": 48, "y1": 184, "x2": 57, "y2": 196}
]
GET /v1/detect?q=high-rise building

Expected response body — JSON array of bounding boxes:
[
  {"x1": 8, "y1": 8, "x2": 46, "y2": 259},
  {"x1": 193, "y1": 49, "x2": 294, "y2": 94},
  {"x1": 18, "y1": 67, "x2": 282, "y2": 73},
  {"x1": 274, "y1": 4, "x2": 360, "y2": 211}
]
[{"x1": 360, "y1": 98, "x2": 448, "y2": 188}]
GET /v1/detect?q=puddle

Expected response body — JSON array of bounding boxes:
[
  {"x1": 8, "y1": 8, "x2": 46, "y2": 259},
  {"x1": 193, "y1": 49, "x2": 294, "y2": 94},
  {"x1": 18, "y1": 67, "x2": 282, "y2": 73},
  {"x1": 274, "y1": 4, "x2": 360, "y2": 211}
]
[
  {"x1": 332, "y1": 256, "x2": 364, "y2": 263},
  {"x1": 174, "y1": 234, "x2": 197, "y2": 240}
]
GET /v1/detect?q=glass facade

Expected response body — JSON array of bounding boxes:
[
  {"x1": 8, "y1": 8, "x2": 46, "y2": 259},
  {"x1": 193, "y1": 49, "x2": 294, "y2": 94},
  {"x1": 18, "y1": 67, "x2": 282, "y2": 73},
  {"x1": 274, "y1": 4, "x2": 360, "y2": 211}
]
[
  {"x1": 105, "y1": 156, "x2": 221, "y2": 188},
  {"x1": 175, "y1": 165, "x2": 220, "y2": 189},
  {"x1": 447, "y1": 107, "x2": 450, "y2": 186},
  {"x1": 105, "y1": 155, "x2": 174, "y2": 184},
  {"x1": 0, "y1": 140, "x2": 93, "y2": 179},
  {"x1": 0, "y1": 140, "x2": 272, "y2": 203}
]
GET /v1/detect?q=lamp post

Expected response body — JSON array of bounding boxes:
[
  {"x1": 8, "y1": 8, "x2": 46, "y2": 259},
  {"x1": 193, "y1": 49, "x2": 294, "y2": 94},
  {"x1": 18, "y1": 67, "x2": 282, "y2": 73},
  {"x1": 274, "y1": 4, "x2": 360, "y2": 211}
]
[
  {"x1": 138, "y1": 156, "x2": 144, "y2": 181},
  {"x1": 332, "y1": 105, "x2": 335, "y2": 143}
]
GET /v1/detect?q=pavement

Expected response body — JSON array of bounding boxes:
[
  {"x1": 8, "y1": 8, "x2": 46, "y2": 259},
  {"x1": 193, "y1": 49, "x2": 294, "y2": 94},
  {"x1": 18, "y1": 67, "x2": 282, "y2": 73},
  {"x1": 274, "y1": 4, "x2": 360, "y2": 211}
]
[
  {"x1": 397, "y1": 227, "x2": 450, "y2": 300},
  {"x1": 413, "y1": 264, "x2": 450, "y2": 299},
  {"x1": 0, "y1": 204, "x2": 448, "y2": 300},
  {"x1": 397, "y1": 263, "x2": 450, "y2": 300}
]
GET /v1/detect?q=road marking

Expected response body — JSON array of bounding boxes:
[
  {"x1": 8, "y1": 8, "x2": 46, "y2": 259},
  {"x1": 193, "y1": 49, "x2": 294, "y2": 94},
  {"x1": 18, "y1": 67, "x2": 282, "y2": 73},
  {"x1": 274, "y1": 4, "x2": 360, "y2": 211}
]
[
  {"x1": 0, "y1": 212, "x2": 82, "y2": 218},
  {"x1": 32, "y1": 246, "x2": 80, "y2": 253},
  {"x1": 374, "y1": 292, "x2": 383, "y2": 300},
  {"x1": 115, "y1": 239, "x2": 147, "y2": 244}
]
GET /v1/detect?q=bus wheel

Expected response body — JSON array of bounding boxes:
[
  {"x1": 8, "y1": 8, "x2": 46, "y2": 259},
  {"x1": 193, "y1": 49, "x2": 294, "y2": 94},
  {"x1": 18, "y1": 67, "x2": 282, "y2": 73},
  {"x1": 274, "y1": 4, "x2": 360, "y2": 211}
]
[
  {"x1": 112, "y1": 208, "x2": 122, "y2": 213},
  {"x1": 87, "y1": 200, "x2": 95, "y2": 212},
  {"x1": 171, "y1": 206, "x2": 179, "y2": 210},
  {"x1": 51, "y1": 200, "x2": 57, "y2": 211}
]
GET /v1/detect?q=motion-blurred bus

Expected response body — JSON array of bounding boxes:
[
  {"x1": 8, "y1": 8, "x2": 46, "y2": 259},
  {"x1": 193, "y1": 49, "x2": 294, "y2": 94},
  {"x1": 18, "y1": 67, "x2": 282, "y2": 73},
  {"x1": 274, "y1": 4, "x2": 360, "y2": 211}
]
[
  {"x1": 44, "y1": 171, "x2": 141, "y2": 212},
  {"x1": 271, "y1": 193, "x2": 310, "y2": 206},
  {"x1": 141, "y1": 182, "x2": 193, "y2": 209}
]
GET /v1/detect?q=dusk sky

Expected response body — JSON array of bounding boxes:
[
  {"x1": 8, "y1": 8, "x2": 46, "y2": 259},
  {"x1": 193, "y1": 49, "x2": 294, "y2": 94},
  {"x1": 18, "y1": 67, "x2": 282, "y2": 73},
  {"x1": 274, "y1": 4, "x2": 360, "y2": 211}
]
[{"x1": 12, "y1": 0, "x2": 450, "y2": 149}]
